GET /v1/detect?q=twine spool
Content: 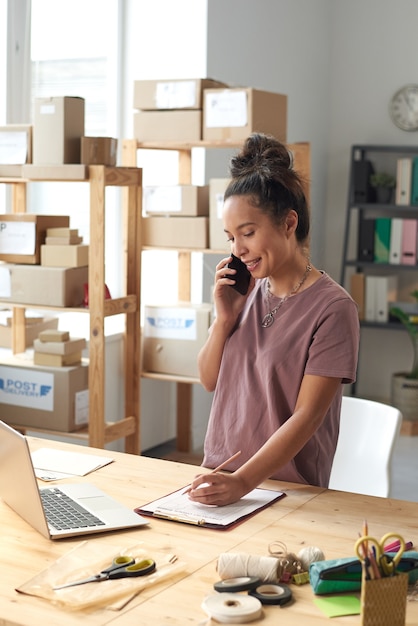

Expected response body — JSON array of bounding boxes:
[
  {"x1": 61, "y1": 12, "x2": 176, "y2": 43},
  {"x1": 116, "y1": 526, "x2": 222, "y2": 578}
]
[
  {"x1": 297, "y1": 546, "x2": 325, "y2": 571},
  {"x1": 217, "y1": 553, "x2": 280, "y2": 583}
]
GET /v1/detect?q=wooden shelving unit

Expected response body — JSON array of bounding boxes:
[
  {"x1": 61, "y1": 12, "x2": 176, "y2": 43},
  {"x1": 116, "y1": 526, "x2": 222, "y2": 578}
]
[{"x1": 0, "y1": 165, "x2": 142, "y2": 453}]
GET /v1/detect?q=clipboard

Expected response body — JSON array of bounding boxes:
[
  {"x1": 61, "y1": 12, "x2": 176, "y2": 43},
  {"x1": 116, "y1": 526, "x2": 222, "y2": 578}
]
[{"x1": 135, "y1": 486, "x2": 286, "y2": 530}]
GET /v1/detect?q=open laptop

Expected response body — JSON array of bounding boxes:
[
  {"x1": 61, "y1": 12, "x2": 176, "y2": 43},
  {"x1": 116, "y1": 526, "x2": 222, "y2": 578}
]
[{"x1": 0, "y1": 420, "x2": 149, "y2": 539}]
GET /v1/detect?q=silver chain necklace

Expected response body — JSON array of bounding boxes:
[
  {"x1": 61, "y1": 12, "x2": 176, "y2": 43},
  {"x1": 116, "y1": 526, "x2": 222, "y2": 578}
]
[{"x1": 261, "y1": 263, "x2": 312, "y2": 328}]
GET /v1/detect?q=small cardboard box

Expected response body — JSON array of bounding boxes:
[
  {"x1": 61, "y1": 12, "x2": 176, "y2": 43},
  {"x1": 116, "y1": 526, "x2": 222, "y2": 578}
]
[
  {"x1": 209, "y1": 178, "x2": 231, "y2": 251},
  {"x1": 133, "y1": 110, "x2": 202, "y2": 142},
  {"x1": 133, "y1": 78, "x2": 227, "y2": 110},
  {"x1": 143, "y1": 185, "x2": 209, "y2": 217},
  {"x1": 143, "y1": 303, "x2": 212, "y2": 377},
  {"x1": 1, "y1": 264, "x2": 88, "y2": 307},
  {"x1": 142, "y1": 216, "x2": 208, "y2": 248},
  {"x1": 0, "y1": 353, "x2": 88, "y2": 431},
  {"x1": 203, "y1": 87, "x2": 287, "y2": 142},
  {"x1": 0, "y1": 214, "x2": 70, "y2": 264},
  {"x1": 0, "y1": 165, "x2": 24, "y2": 177},
  {"x1": 0, "y1": 316, "x2": 58, "y2": 349},
  {"x1": 33, "y1": 96, "x2": 85, "y2": 165},
  {"x1": 81, "y1": 137, "x2": 118, "y2": 166},
  {"x1": 22, "y1": 164, "x2": 88, "y2": 180},
  {"x1": 0, "y1": 124, "x2": 32, "y2": 164},
  {"x1": 40, "y1": 244, "x2": 89, "y2": 268}
]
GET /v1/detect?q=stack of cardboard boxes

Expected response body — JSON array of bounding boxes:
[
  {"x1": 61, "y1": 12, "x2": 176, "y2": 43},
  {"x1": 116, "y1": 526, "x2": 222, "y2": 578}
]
[
  {"x1": 33, "y1": 329, "x2": 86, "y2": 367},
  {"x1": 137, "y1": 78, "x2": 289, "y2": 379}
]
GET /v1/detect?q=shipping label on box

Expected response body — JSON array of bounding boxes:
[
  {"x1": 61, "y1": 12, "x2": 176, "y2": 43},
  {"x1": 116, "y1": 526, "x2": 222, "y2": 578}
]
[
  {"x1": 0, "y1": 221, "x2": 36, "y2": 255},
  {"x1": 205, "y1": 90, "x2": 249, "y2": 128},
  {"x1": 0, "y1": 355, "x2": 89, "y2": 431},
  {"x1": 145, "y1": 306, "x2": 199, "y2": 341},
  {"x1": 0, "y1": 365, "x2": 54, "y2": 411},
  {"x1": 143, "y1": 303, "x2": 212, "y2": 377},
  {"x1": 0, "y1": 124, "x2": 32, "y2": 165}
]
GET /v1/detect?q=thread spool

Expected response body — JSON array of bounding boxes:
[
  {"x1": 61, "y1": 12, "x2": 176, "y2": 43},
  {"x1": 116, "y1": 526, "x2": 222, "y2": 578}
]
[{"x1": 217, "y1": 553, "x2": 281, "y2": 583}]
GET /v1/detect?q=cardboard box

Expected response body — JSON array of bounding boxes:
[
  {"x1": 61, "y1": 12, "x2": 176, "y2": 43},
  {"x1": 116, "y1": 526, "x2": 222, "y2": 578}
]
[
  {"x1": 0, "y1": 124, "x2": 32, "y2": 164},
  {"x1": 0, "y1": 316, "x2": 58, "y2": 349},
  {"x1": 0, "y1": 353, "x2": 88, "y2": 431},
  {"x1": 143, "y1": 185, "x2": 209, "y2": 216},
  {"x1": 1, "y1": 264, "x2": 88, "y2": 307},
  {"x1": 133, "y1": 78, "x2": 227, "y2": 110},
  {"x1": 34, "y1": 351, "x2": 82, "y2": 367},
  {"x1": 0, "y1": 165, "x2": 24, "y2": 177},
  {"x1": 34, "y1": 336, "x2": 86, "y2": 355},
  {"x1": 133, "y1": 110, "x2": 202, "y2": 142},
  {"x1": 209, "y1": 178, "x2": 231, "y2": 251},
  {"x1": 41, "y1": 244, "x2": 89, "y2": 268},
  {"x1": 33, "y1": 96, "x2": 85, "y2": 165},
  {"x1": 22, "y1": 164, "x2": 87, "y2": 180},
  {"x1": 0, "y1": 214, "x2": 70, "y2": 264},
  {"x1": 143, "y1": 303, "x2": 212, "y2": 377},
  {"x1": 203, "y1": 87, "x2": 287, "y2": 142},
  {"x1": 81, "y1": 137, "x2": 118, "y2": 166},
  {"x1": 142, "y1": 216, "x2": 208, "y2": 248}
]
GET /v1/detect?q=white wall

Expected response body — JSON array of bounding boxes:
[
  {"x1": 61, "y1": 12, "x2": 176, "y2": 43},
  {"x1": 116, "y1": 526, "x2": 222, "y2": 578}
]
[
  {"x1": 203, "y1": 0, "x2": 418, "y2": 404},
  {"x1": 325, "y1": 0, "x2": 418, "y2": 399}
]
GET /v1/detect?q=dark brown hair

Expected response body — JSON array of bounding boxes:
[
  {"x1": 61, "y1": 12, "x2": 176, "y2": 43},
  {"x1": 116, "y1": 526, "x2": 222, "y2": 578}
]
[{"x1": 224, "y1": 133, "x2": 310, "y2": 243}]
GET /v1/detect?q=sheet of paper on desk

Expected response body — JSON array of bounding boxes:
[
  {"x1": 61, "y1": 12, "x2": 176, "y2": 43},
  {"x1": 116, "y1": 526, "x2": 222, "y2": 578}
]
[
  {"x1": 137, "y1": 486, "x2": 285, "y2": 528},
  {"x1": 31, "y1": 448, "x2": 114, "y2": 481}
]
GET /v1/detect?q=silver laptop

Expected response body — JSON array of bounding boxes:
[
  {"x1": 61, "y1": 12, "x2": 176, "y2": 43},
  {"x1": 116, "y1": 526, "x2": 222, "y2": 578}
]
[{"x1": 0, "y1": 420, "x2": 149, "y2": 539}]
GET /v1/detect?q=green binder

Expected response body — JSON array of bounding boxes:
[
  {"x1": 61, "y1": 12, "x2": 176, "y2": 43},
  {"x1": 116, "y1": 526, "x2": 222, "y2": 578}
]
[{"x1": 374, "y1": 217, "x2": 391, "y2": 263}]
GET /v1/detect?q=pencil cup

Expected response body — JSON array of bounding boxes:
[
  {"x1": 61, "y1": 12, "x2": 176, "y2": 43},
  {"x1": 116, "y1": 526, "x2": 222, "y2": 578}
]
[{"x1": 360, "y1": 572, "x2": 408, "y2": 626}]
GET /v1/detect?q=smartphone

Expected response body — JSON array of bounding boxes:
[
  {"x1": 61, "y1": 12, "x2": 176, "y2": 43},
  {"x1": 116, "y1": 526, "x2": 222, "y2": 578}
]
[{"x1": 226, "y1": 254, "x2": 251, "y2": 295}]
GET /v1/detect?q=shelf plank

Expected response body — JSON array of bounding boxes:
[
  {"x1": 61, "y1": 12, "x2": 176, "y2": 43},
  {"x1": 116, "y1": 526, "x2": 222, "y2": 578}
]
[{"x1": 142, "y1": 371, "x2": 200, "y2": 385}]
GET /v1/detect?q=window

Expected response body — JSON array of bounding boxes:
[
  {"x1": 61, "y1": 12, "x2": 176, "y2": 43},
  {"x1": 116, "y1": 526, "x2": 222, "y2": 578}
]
[{"x1": 29, "y1": 0, "x2": 122, "y2": 296}]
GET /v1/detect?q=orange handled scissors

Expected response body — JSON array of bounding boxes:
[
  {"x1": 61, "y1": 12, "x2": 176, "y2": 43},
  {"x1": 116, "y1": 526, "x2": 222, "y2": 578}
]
[{"x1": 53, "y1": 555, "x2": 156, "y2": 590}]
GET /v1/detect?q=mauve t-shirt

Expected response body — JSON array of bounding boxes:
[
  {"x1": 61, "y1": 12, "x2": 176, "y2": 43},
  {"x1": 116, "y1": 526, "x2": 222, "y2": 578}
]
[{"x1": 202, "y1": 272, "x2": 360, "y2": 487}]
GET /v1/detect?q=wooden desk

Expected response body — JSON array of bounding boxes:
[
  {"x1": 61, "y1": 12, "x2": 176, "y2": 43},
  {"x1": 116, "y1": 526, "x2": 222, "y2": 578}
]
[{"x1": 1, "y1": 437, "x2": 417, "y2": 625}]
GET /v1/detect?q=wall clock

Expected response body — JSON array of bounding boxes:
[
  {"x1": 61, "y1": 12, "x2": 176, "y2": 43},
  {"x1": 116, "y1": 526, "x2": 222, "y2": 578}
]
[{"x1": 389, "y1": 84, "x2": 418, "y2": 131}]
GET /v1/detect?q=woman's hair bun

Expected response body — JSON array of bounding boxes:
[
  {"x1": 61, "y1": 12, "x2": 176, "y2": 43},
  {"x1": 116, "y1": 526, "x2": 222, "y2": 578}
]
[{"x1": 229, "y1": 133, "x2": 293, "y2": 180}]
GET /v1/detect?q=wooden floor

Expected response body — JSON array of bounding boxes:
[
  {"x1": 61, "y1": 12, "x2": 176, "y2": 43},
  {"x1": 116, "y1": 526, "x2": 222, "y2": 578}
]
[{"x1": 143, "y1": 433, "x2": 418, "y2": 503}]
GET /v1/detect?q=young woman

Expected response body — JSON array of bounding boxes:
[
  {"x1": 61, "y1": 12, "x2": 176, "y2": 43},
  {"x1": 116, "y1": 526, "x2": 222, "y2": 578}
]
[{"x1": 188, "y1": 133, "x2": 360, "y2": 506}]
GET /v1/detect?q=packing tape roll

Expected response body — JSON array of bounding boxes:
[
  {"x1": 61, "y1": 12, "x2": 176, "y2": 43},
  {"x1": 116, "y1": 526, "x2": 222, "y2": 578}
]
[
  {"x1": 202, "y1": 593, "x2": 262, "y2": 623},
  {"x1": 249, "y1": 583, "x2": 292, "y2": 606},
  {"x1": 214, "y1": 576, "x2": 261, "y2": 593}
]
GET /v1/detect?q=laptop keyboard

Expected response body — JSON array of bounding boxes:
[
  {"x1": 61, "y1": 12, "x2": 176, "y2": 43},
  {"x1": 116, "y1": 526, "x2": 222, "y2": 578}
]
[{"x1": 41, "y1": 487, "x2": 106, "y2": 530}]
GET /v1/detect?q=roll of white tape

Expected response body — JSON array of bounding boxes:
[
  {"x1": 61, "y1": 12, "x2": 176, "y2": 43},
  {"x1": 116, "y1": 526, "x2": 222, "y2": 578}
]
[{"x1": 202, "y1": 593, "x2": 262, "y2": 623}]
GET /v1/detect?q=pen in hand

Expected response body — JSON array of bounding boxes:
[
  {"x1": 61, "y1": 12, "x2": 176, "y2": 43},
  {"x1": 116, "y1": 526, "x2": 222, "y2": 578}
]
[{"x1": 183, "y1": 450, "x2": 242, "y2": 495}]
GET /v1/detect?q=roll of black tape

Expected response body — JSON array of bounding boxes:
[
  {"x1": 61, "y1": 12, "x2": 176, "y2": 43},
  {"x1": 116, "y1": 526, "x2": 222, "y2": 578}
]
[
  {"x1": 249, "y1": 583, "x2": 292, "y2": 606},
  {"x1": 214, "y1": 576, "x2": 261, "y2": 593}
]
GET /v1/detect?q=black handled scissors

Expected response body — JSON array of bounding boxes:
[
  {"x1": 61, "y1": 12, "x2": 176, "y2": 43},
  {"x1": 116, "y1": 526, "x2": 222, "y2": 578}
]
[{"x1": 53, "y1": 555, "x2": 156, "y2": 590}]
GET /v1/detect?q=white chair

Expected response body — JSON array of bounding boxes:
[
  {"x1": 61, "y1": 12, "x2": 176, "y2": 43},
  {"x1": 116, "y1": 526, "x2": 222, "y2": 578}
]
[{"x1": 328, "y1": 396, "x2": 402, "y2": 498}]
